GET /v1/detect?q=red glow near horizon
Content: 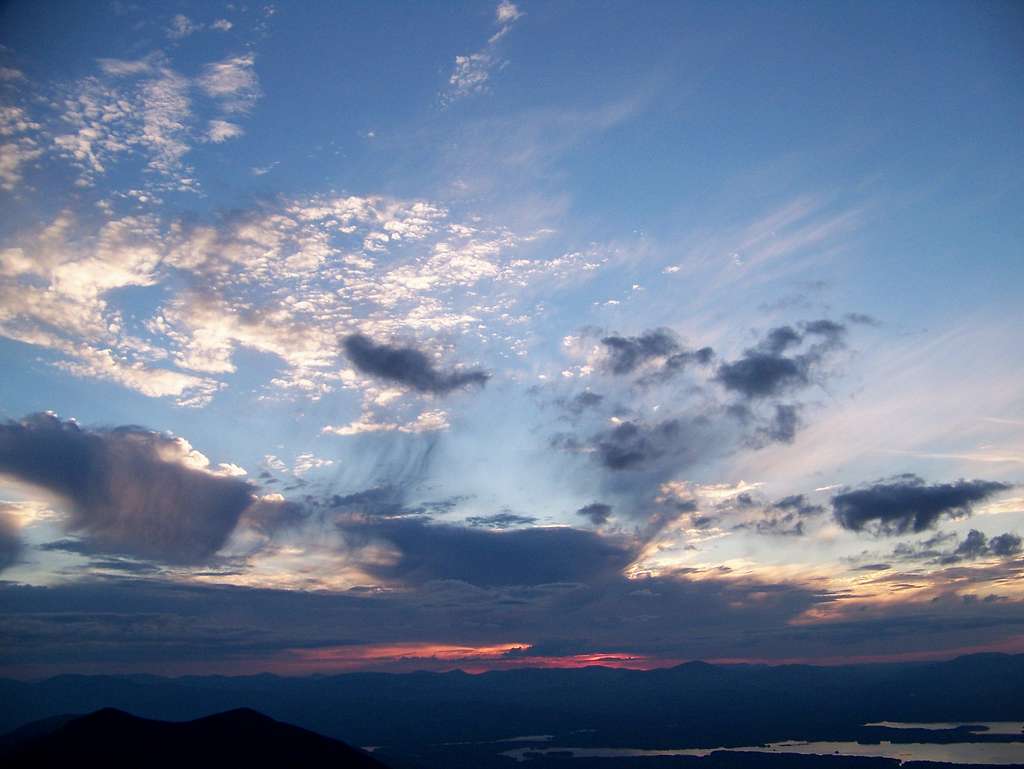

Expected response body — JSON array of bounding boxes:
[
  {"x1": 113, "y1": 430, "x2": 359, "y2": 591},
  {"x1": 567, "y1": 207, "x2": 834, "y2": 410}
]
[
  {"x1": 276, "y1": 642, "x2": 680, "y2": 674},
  {"x1": 273, "y1": 634, "x2": 1024, "y2": 675},
  {"x1": 4, "y1": 637, "x2": 1022, "y2": 681}
]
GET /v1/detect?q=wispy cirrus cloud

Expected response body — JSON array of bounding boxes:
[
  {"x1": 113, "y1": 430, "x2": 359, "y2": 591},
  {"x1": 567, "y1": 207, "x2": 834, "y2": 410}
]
[{"x1": 443, "y1": 1, "x2": 524, "y2": 104}]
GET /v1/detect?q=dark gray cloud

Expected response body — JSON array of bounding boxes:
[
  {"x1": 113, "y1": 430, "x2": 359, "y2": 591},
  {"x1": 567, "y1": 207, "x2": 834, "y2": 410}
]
[
  {"x1": 600, "y1": 328, "x2": 713, "y2": 379},
  {"x1": 593, "y1": 417, "x2": 712, "y2": 471},
  {"x1": 0, "y1": 510, "x2": 21, "y2": 573},
  {"x1": 716, "y1": 319, "x2": 846, "y2": 400},
  {"x1": 343, "y1": 334, "x2": 489, "y2": 394},
  {"x1": 0, "y1": 413, "x2": 256, "y2": 564},
  {"x1": 3, "y1": 554, "x2": 1024, "y2": 676},
  {"x1": 577, "y1": 502, "x2": 612, "y2": 525},
  {"x1": 601, "y1": 329, "x2": 679, "y2": 374},
  {"x1": 760, "y1": 325, "x2": 803, "y2": 354},
  {"x1": 344, "y1": 517, "x2": 634, "y2": 587},
  {"x1": 832, "y1": 474, "x2": 1012, "y2": 535},
  {"x1": 329, "y1": 486, "x2": 411, "y2": 519},
  {"x1": 717, "y1": 352, "x2": 810, "y2": 399},
  {"x1": 845, "y1": 312, "x2": 880, "y2": 326},
  {"x1": 465, "y1": 512, "x2": 538, "y2": 529},
  {"x1": 240, "y1": 497, "x2": 308, "y2": 534},
  {"x1": 801, "y1": 318, "x2": 847, "y2": 345},
  {"x1": 564, "y1": 391, "x2": 604, "y2": 414},
  {"x1": 324, "y1": 486, "x2": 463, "y2": 522},
  {"x1": 759, "y1": 403, "x2": 801, "y2": 444},
  {"x1": 0, "y1": 565, "x2": 833, "y2": 674},
  {"x1": 953, "y1": 529, "x2": 990, "y2": 560},
  {"x1": 990, "y1": 532, "x2": 1023, "y2": 557},
  {"x1": 773, "y1": 494, "x2": 825, "y2": 517},
  {"x1": 731, "y1": 494, "x2": 825, "y2": 537},
  {"x1": 934, "y1": 529, "x2": 1023, "y2": 564}
]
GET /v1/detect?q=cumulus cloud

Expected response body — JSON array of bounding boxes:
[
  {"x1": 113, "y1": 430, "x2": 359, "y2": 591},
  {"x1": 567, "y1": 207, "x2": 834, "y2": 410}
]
[
  {"x1": 0, "y1": 413, "x2": 257, "y2": 563},
  {"x1": 343, "y1": 334, "x2": 489, "y2": 395},
  {"x1": 832, "y1": 474, "x2": 1012, "y2": 535}
]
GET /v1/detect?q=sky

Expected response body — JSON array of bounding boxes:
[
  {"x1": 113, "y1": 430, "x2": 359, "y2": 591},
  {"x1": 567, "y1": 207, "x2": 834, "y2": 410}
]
[{"x1": 0, "y1": 0, "x2": 1022, "y2": 678}]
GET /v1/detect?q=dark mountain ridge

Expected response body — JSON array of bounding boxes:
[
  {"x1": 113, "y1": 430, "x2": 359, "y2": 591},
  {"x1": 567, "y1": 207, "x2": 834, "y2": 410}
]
[{"x1": 0, "y1": 706, "x2": 388, "y2": 769}]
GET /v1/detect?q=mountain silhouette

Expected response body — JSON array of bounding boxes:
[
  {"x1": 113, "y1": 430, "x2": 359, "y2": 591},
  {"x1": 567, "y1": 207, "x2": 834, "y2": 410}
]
[{"x1": 0, "y1": 707, "x2": 390, "y2": 769}]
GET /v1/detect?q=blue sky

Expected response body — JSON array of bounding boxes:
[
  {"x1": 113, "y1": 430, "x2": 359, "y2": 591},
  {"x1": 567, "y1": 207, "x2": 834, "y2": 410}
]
[{"x1": 0, "y1": 0, "x2": 1022, "y2": 676}]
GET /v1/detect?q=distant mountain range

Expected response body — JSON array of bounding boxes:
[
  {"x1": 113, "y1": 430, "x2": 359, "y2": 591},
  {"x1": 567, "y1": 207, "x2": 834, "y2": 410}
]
[
  {"x1": 3, "y1": 654, "x2": 1024, "y2": 768},
  {"x1": 0, "y1": 707, "x2": 388, "y2": 768}
]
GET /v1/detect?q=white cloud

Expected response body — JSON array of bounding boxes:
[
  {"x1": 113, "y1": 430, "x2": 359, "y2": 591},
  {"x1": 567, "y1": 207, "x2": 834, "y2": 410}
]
[
  {"x1": 211, "y1": 19, "x2": 233, "y2": 31},
  {"x1": 448, "y1": 53, "x2": 494, "y2": 100},
  {"x1": 198, "y1": 54, "x2": 261, "y2": 113},
  {"x1": 6, "y1": 50, "x2": 265, "y2": 190},
  {"x1": 97, "y1": 56, "x2": 155, "y2": 76},
  {"x1": 496, "y1": 1, "x2": 522, "y2": 24},
  {"x1": 0, "y1": 106, "x2": 43, "y2": 191},
  {"x1": 167, "y1": 14, "x2": 199, "y2": 40},
  {"x1": 293, "y1": 452, "x2": 334, "y2": 475},
  {"x1": 443, "y1": 1, "x2": 524, "y2": 104},
  {"x1": 207, "y1": 119, "x2": 243, "y2": 143},
  {"x1": 322, "y1": 409, "x2": 450, "y2": 437}
]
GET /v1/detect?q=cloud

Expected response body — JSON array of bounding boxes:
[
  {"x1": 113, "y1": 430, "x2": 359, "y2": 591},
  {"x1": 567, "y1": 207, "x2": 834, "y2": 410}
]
[
  {"x1": 0, "y1": 510, "x2": 21, "y2": 572},
  {"x1": 935, "y1": 529, "x2": 1022, "y2": 564},
  {"x1": 989, "y1": 532, "x2": 1023, "y2": 557},
  {"x1": 592, "y1": 416, "x2": 712, "y2": 472},
  {"x1": 715, "y1": 319, "x2": 846, "y2": 399},
  {"x1": 757, "y1": 403, "x2": 801, "y2": 444},
  {"x1": 207, "y1": 119, "x2": 243, "y2": 143},
  {"x1": 496, "y1": 1, "x2": 523, "y2": 24},
  {"x1": 443, "y1": 1, "x2": 524, "y2": 103},
  {"x1": 343, "y1": 334, "x2": 489, "y2": 395},
  {"x1": 748, "y1": 494, "x2": 824, "y2": 536},
  {"x1": 577, "y1": 502, "x2": 612, "y2": 525},
  {"x1": 598, "y1": 329, "x2": 713, "y2": 379},
  {"x1": 466, "y1": 512, "x2": 538, "y2": 529},
  {"x1": 563, "y1": 391, "x2": 604, "y2": 414},
  {"x1": 0, "y1": 106, "x2": 43, "y2": 191},
  {"x1": 346, "y1": 518, "x2": 634, "y2": 587},
  {"x1": 197, "y1": 54, "x2": 260, "y2": 113},
  {"x1": 717, "y1": 352, "x2": 809, "y2": 399},
  {"x1": 773, "y1": 494, "x2": 825, "y2": 517},
  {"x1": 167, "y1": 14, "x2": 198, "y2": 39},
  {"x1": 0, "y1": 413, "x2": 257, "y2": 563},
  {"x1": 832, "y1": 474, "x2": 1013, "y2": 535},
  {"x1": 0, "y1": 191, "x2": 578, "y2": 404}
]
